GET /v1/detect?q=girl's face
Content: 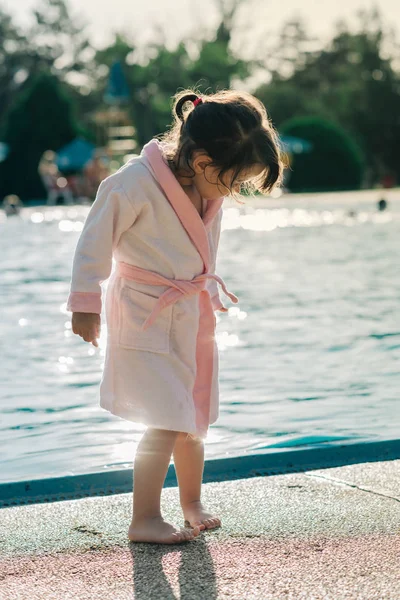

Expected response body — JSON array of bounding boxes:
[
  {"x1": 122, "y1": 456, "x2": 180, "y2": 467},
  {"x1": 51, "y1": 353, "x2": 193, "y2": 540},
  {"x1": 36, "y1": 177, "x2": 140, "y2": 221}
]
[{"x1": 191, "y1": 154, "x2": 265, "y2": 200}]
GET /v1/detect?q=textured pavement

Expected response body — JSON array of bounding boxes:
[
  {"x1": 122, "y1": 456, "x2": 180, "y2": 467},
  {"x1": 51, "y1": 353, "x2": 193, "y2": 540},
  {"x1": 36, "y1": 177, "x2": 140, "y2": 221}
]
[{"x1": 1, "y1": 459, "x2": 399, "y2": 599}]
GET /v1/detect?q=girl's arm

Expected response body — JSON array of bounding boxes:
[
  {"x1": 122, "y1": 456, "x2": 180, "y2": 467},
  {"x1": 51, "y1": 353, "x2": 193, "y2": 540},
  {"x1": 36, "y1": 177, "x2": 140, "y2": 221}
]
[{"x1": 67, "y1": 178, "x2": 138, "y2": 314}]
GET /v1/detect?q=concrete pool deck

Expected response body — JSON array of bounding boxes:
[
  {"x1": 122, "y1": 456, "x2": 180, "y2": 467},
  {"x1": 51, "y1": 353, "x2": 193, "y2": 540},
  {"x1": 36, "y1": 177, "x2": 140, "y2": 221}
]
[{"x1": 1, "y1": 442, "x2": 400, "y2": 599}]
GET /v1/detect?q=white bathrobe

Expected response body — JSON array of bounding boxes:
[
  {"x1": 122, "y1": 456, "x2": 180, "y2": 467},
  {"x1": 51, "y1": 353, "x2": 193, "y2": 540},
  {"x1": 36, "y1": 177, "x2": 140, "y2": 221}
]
[{"x1": 67, "y1": 139, "x2": 238, "y2": 438}]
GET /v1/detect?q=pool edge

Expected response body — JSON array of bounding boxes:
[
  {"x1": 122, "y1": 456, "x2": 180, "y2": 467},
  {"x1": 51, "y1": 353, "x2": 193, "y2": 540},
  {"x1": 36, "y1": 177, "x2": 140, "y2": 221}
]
[{"x1": 1, "y1": 438, "x2": 399, "y2": 508}]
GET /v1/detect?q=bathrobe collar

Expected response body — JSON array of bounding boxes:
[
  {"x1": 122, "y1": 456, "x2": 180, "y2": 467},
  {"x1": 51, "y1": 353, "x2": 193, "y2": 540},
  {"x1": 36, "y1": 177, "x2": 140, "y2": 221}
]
[{"x1": 142, "y1": 139, "x2": 224, "y2": 272}]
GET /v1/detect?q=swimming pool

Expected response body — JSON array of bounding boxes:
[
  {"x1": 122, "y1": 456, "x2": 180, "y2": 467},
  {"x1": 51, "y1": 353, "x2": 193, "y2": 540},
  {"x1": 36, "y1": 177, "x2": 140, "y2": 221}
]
[{"x1": 1, "y1": 189, "x2": 399, "y2": 483}]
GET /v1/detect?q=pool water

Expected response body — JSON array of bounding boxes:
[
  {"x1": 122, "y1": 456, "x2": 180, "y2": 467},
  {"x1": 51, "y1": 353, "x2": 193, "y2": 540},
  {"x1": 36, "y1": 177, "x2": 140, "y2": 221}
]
[{"x1": 1, "y1": 190, "x2": 399, "y2": 482}]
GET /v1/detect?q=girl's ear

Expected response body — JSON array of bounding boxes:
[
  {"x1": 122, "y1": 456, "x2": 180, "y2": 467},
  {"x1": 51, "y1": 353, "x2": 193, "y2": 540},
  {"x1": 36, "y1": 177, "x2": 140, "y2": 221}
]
[{"x1": 192, "y1": 152, "x2": 212, "y2": 174}]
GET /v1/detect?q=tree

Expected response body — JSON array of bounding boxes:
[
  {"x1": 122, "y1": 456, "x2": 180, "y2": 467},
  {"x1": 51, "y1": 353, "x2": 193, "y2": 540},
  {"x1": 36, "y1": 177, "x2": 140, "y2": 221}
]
[
  {"x1": 93, "y1": 5, "x2": 252, "y2": 149},
  {"x1": 281, "y1": 116, "x2": 364, "y2": 192},
  {"x1": 27, "y1": 0, "x2": 94, "y2": 84},
  {"x1": 189, "y1": 0, "x2": 250, "y2": 91},
  {"x1": 255, "y1": 8, "x2": 400, "y2": 185},
  {"x1": 0, "y1": 0, "x2": 97, "y2": 140},
  {"x1": 0, "y1": 7, "x2": 31, "y2": 134},
  {"x1": 256, "y1": 17, "x2": 321, "y2": 81},
  {"x1": 0, "y1": 73, "x2": 79, "y2": 200}
]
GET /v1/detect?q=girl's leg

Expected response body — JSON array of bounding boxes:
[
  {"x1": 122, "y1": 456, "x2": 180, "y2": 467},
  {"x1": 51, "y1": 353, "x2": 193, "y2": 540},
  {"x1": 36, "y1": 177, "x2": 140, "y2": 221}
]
[
  {"x1": 129, "y1": 427, "x2": 201, "y2": 544},
  {"x1": 172, "y1": 433, "x2": 221, "y2": 530}
]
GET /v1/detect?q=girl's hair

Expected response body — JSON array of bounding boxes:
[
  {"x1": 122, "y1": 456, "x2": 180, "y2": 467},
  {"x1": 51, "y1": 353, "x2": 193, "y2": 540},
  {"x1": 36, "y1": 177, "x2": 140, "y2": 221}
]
[{"x1": 160, "y1": 89, "x2": 286, "y2": 199}]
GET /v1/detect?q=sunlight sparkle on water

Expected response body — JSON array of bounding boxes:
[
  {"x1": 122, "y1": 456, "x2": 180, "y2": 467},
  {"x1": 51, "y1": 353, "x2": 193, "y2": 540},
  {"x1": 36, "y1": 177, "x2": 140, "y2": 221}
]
[
  {"x1": 228, "y1": 306, "x2": 247, "y2": 320},
  {"x1": 53, "y1": 209, "x2": 64, "y2": 220},
  {"x1": 241, "y1": 211, "x2": 279, "y2": 231},
  {"x1": 58, "y1": 219, "x2": 71, "y2": 231},
  {"x1": 58, "y1": 355, "x2": 74, "y2": 373},
  {"x1": 59, "y1": 220, "x2": 84, "y2": 232},
  {"x1": 106, "y1": 442, "x2": 135, "y2": 467},
  {"x1": 101, "y1": 421, "x2": 148, "y2": 469},
  {"x1": 31, "y1": 212, "x2": 44, "y2": 223},
  {"x1": 59, "y1": 356, "x2": 74, "y2": 365},
  {"x1": 322, "y1": 210, "x2": 335, "y2": 224},
  {"x1": 216, "y1": 331, "x2": 241, "y2": 351},
  {"x1": 220, "y1": 206, "x2": 393, "y2": 232},
  {"x1": 202, "y1": 428, "x2": 225, "y2": 445}
]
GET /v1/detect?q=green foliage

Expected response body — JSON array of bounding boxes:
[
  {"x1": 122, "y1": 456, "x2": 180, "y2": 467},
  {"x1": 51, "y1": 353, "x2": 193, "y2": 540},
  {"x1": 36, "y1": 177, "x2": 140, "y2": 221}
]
[
  {"x1": 256, "y1": 8, "x2": 400, "y2": 185},
  {"x1": 129, "y1": 41, "x2": 194, "y2": 145},
  {"x1": 0, "y1": 7, "x2": 30, "y2": 133},
  {"x1": 1, "y1": 1, "x2": 400, "y2": 199},
  {"x1": 0, "y1": 73, "x2": 79, "y2": 200},
  {"x1": 189, "y1": 21, "x2": 249, "y2": 92},
  {"x1": 280, "y1": 116, "x2": 364, "y2": 192},
  {"x1": 256, "y1": 83, "x2": 319, "y2": 127},
  {"x1": 93, "y1": 22, "x2": 249, "y2": 148},
  {"x1": 0, "y1": 0, "x2": 93, "y2": 135}
]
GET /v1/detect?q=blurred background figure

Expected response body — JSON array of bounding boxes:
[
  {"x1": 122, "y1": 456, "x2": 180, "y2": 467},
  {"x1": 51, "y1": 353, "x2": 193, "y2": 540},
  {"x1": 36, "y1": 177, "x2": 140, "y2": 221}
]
[
  {"x1": 376, "y1": 171, "x2": 395, "y2": 211},
  {"x1": 377, "y1": 198, "x2": 388, "y2": 212},
  {"x1": 39, "y1": 151, "x2": 74, "y2": 205},
  {"x1": 2, "y1": 194, "x2": 22, "y2": 217},
  {"x1": 54, "y1": 139, "x2": 110, "y2": 202},
  {"x1": 82, "y1": 150, "x2": 110, "y2": 199}
]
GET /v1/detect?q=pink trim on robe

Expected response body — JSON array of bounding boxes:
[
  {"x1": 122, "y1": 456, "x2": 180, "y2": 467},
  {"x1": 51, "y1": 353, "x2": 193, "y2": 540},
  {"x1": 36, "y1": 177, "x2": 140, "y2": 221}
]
[
  {"x1": 67, "y1": 291, "x2": 102, "y2": 314},
  {"x1": 143, "y1": 140, "x2": 223, "y2": 270},
  {"x1": 143, "y1": 140, "x2": 227, "y2": 315},
  {"x1": 116, "y1": 262, "x2": 237, "y2": 330}
]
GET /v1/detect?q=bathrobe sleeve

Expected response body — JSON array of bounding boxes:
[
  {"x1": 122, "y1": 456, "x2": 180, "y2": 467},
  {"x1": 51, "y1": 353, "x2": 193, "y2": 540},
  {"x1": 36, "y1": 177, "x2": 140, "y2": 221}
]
[
  {"x1": 66, "y1": 178, "x2": 138, "y2": 314},
  {"x1": 207, "y1": 208, "x2": 227, "y2": 312}
]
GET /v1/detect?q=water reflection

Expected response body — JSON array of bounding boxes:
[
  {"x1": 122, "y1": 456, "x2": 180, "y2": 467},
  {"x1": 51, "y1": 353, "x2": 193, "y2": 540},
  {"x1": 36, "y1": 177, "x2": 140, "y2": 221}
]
[
  {"x1": 221, "y1": 206, "x2": 392, "y2": 232},
  {"x1": 59, "y1": 220, "x2": 84, "y2": 232}
]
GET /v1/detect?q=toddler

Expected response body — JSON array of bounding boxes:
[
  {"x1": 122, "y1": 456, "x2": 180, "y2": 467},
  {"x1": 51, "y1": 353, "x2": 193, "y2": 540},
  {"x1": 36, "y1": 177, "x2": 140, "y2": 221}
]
[{"x1": 67, "y1": 89, "x2": 284, "y2": 544}]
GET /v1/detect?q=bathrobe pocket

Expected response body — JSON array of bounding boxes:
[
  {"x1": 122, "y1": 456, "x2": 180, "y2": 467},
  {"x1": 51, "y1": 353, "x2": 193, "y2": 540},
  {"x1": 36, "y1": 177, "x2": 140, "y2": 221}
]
[{"x1": 118, "y1": 287, "x2": 172, "y2": 353}]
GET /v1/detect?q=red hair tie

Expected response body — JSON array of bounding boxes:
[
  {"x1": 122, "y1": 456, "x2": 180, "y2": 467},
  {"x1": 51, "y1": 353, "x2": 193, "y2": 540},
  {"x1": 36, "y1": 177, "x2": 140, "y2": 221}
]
[{"x1": 193, "y1": 98, "x2": 203, "y2": 107}]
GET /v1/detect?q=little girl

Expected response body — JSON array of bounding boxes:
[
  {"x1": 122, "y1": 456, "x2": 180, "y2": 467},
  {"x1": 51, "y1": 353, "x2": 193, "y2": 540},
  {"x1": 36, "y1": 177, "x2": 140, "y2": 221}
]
[{"x1": 67, "y1": 89, "x2": 284, "y2": 544}]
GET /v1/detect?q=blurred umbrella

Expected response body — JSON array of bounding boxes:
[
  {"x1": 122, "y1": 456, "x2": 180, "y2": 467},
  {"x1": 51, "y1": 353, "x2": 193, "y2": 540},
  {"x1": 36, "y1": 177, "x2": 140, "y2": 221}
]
[
  {"x1": 0, "y1": 142, "x2": 9, "y2": 162},
  {"x1": 279, "y1": 135, "x2": 313, "y2": 154},
  {"x1": 104, "y1": 61, "x2": 130, "y2": 105},
  {"x1": 56, "y1": 138, "x2": 96, "y2": 171}
]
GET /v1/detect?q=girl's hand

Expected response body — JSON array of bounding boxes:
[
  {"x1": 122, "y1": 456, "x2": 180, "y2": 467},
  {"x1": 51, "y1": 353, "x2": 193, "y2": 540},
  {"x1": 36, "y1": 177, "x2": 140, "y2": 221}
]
[{"x1": 72, "y1": 312, "x2": 101, "y2": 347}]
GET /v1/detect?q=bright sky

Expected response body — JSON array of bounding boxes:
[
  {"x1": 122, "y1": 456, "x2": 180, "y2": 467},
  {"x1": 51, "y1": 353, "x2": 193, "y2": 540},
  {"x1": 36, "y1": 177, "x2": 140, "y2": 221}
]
[{"x1": 3, "y1": 0, "x2": 400, "y2": 50}]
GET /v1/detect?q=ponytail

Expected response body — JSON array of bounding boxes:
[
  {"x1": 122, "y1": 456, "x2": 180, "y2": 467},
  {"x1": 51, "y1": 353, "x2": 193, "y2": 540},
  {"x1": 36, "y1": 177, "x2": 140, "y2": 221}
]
[{"x1": 174, "y1": 92, "x2": 203, "y2": 123}]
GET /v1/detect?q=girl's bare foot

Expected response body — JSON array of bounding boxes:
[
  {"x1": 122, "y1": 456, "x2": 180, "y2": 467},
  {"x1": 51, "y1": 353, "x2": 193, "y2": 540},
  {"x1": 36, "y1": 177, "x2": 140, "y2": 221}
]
[
  {"x1": 128, "y1": 515, "x2": 201, "y2": 544},
  {"x1": 182, "y1": 501, "x2": 222, "y2": 531}
]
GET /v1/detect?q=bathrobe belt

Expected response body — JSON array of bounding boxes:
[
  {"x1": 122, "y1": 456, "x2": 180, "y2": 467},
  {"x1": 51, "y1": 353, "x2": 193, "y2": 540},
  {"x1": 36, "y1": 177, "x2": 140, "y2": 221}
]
[{"x1": 116, "y1": 261, "x2": 238, "y2": 330}]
